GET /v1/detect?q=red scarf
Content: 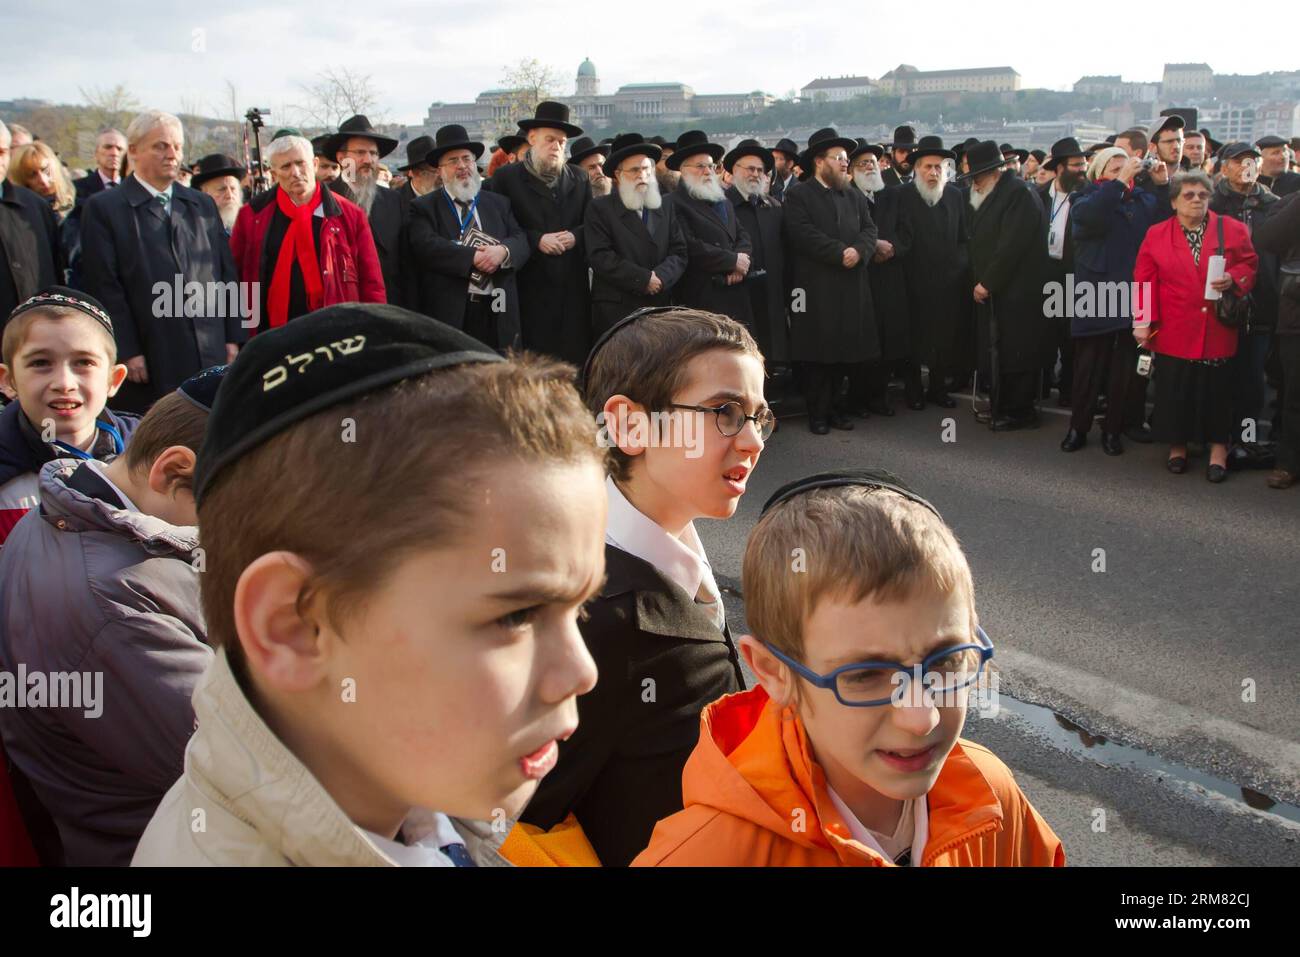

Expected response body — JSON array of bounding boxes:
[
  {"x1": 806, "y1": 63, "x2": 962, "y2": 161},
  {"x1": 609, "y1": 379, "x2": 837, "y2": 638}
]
[{"x1": 268, "y1": 184, "x2": 325, "y2": 328}]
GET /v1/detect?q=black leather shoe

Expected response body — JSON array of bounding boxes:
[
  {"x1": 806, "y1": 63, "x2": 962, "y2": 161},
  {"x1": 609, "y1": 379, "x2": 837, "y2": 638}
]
[
  {"x1": 1206, "y1": 463, "x2": 1228, "y2": 484},
  {"x1": 1166, "y1": 456, "x2": 1188, "y2": 474},
  {"x1": 809, "y1": 419, "x2": 830, "y2": 435},
  {"x1": 991, "y1": 413, "x2": 1039, "y2": 432},
  {"x1": 1101, "y1": 432, "x2": 1124, "y2": 456},
  {"x1": 928, "y1": 393, "x2": 958, "y2": 409},
  {"x1": 867, "y1": 400, "x2": 895, "y2": 417},
  {"x1": 906, "y1": 398, "x2": 926, "y2": 411},
  {"x1": 1060, "y1": 429, "x2": 1087, "y2": 452},
  {"x1": 829, "y1": 413, "x2": 855, "y2": 431},
  {"x1": 974, "y1": 409, "x2": 993, "y2": 424},
  {"x1": 1125, "y1": 424, "x2": 1154, "y2": 445}
]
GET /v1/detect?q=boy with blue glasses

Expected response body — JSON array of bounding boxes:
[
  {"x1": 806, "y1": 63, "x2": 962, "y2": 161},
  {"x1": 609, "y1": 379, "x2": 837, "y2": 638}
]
[{"x1": 633, "y1": 468, "x2": 1064, "y2": 867}]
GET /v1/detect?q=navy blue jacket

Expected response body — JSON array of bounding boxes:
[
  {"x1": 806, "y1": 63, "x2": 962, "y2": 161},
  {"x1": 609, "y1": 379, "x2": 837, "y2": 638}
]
[{"x1": 1069, "y1": 179, "x2": 1158, "y2": 336}]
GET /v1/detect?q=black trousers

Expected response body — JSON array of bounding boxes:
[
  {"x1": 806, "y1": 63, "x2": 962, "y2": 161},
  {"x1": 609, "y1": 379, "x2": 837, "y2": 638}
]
[
  {"x1": 801, "y1": 361, "x2": 852, "y2": 422},
  {"x1": 847, "y1": 358, "x2": 921, "y2": 408},
  {"x1": 1043, "y1": 318, "x2": 1075, "y2": 398},
  {"x1": 926, "y1": 362, "x2": 957, "y2": 399},
  {"x1": 1070, "y1": 331, "x2": 1137, "y2": 434},
  {"x1": 1277, "y1": 336, "x2": 1300, "y2": 472},
  {"x1": 463, "y1": 296, "x2": 497, "y2": 351},
  {"x1": 994, "y1": 370, "x2": 1038, "y2": 417}
]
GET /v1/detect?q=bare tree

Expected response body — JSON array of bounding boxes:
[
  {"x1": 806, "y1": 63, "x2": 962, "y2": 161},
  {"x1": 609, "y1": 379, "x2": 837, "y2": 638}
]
[
  {"x1": 79, "y1": 83, "x2": 141, "y2": 132},
  {"x1": 291, "y1": 67, "x2": 383, "y2": 130},
  {"x1": 493, "y1": 58, "x2": 562, "y2": 139}
]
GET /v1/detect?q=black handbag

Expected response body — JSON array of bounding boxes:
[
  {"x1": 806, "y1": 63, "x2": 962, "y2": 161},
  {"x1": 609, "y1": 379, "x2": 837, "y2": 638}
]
[{"x1": 1213, "y1": 215, "x2": 1254, "y2": 329}]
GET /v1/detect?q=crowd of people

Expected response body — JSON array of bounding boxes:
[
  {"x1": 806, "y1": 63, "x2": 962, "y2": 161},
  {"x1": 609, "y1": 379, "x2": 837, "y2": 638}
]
[{"x1": 0, "y1": 94, "x2": 1296, "y2": 869}]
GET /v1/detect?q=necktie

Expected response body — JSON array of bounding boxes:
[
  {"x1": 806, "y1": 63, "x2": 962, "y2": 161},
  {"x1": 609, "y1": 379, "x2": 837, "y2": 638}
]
[
  {"x1": 156, "y1": 193, "x2": 170, "y2": 218},
  {"x1": 440, "y1": 842, "x2": 477, "y2": 867},
  {"x1": 641, "y1": 208, "x2": 649, "y2": 226}
]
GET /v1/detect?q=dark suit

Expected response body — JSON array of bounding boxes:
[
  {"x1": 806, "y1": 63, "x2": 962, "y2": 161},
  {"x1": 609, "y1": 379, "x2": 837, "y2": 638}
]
[
  {"x1": 328, "y1": 180, "x2": 412, "y2": 308},
  {"x1": 584, "y1": 192, "x2": 687, "y2": 334},
  {"x1": 73, "y1": 171, "x2": 114, "y2": 206},
  {"x1": 407, "y1": 187, "x2": 530, "y2": 351},
  {"x1": 668, "y1": 185, "x2": 753, "y2": 323},
  {"x1": 1038, "y1": 182, "x2": 1079, "y2": 401},
  {"x1": 882, "y1": 167, "x2": 911, "y2": 189},
  {"x1": 0, "y1": 181, "x2": 63, "y2": 319},
  {"x1": 485, "y1": 161, "x2": 593, "y2": 364},
  {"x1": 79, "y1": 177, "x2": 241, "y2": 406},
  {"x1": 727, "y1": 185, "x2": 788, "y2": 363},
  {"x1": 520, "y1": 545, "x2": 745, "y2": 867}
]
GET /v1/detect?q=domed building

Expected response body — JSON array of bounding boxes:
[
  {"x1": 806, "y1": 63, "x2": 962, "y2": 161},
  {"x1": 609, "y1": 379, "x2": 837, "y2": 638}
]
[{"x1": 576, "y1": 58, "x2": 599, "y2": 97}]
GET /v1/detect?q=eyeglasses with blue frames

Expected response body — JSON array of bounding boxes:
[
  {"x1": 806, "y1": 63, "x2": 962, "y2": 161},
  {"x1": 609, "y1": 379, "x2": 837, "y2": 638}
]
[
  {"x1": 762, "y1": 625, "x2": 995, "y2": 707},
  {"x1": 669, "y1": 401, "x2": 777, "y2": 440}
]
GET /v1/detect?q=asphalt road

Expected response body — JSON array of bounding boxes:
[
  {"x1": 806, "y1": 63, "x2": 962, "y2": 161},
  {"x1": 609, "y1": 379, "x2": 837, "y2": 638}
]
[{"x1": 704, "y1": 391, "x2": 1300, "y2": 866}]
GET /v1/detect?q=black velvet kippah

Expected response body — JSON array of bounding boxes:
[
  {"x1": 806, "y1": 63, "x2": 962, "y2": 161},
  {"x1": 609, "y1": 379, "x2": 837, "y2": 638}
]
[
  {"x1": 176, "y1": 364, "x2": 228, "y2": 412},
  {"x1": 194, "y1": 303, "x2": 503, "y2": 503},
  {"x1": 760, "y1": 468, "x2": 941, "y2": 519},
  {"x1": 6, "y1": 285, "x2": 114, "y2": 337}
]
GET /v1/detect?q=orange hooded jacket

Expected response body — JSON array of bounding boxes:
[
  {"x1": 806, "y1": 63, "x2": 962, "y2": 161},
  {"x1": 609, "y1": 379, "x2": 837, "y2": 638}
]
[{"x1": 632, "y1": 687, "x2": 1065, "y2": 867}]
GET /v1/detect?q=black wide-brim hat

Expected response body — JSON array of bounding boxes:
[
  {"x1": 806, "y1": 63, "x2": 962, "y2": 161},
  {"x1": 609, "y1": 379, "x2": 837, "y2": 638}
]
[
  {"x1": 496, "y1": 133, "x2": 526, "y2": 155},
  {"x1": 909, "y1": 135, "x2": 954, "y2": 161},
  {"x1": 602, "y1": 132, "x2": 661, "y2": 176},
  {"x1": 325, "y1": 114, "x2": 398, "y2": 159},
  {"x1": 311, "y1": 134, "x2": 335, "y2": 160},
  {"x1": 999, "y1": 143, "x2": 1029, "y2": 163},
  {"x1": 567, "y1": 136, "x2": 605, "y2": 165},
  {"x1": 848, "y1": 138, "x2": 884, "y2": 163},
  {"x1": 724, "y1": 138, "x2": 774, "y2": 173},
  {"x1": 800, "y1": 127, "x2": 857, "y2": 171},
  {"x1": 426, "y1": 124, "x2": 485, "y2": 167},
  {"x1": 398, "y1": 135, "x2": 434, "y2": 171},
  {"x1": 888, "y1": 125, "x2": 918, "y2": 149},
  {"x1": 1199, "y1": 129, "x2": 1223, "y2": 153},
  {"x1": 772, "y1": 137, "x2": 800, "y2": 160},
  {"x1": 191, "y1": 153, "x2": 246, "y2": 188},
  {"x1": 1042, "y1": 136, "x2": 1086, "y2": 171},
  {"x1": 958, "y1": 140, "x2": 1012, "y2": 180},
  {"x1": 516, "y1": 100, "x2": 583, "y2": 138},
  {"x1": 666, "y1": 129, "x2": 724, "y2": 170}
]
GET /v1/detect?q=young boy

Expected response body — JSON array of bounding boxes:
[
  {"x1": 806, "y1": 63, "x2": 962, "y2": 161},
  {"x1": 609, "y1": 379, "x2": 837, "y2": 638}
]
[
  {"x1": 131, "y1": 302, "x2": 606, "y2": 866},
  {"x1": 0, "y1": 287, "x2": 135, "y2": 546},
  {"x1": 633, "y1": 467, "x2": 1064, "y2": 866},
  {"x1": 0, "y1": 367, "x2": 222, "y2": 865},
  {"x1": 519, "y1": 305, "x2": 771, "y2": 866}
]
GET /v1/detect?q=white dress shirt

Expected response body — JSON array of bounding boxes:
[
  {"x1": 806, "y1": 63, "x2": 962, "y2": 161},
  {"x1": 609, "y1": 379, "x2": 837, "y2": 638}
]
[{"x1": 826, "y1": 786, "x2": 929, "y2": 866}]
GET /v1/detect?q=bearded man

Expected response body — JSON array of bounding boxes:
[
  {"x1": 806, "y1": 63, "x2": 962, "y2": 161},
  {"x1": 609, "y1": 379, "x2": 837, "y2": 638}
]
[
  {"x1": 569, "y1": 137, "x2": 612, "y2": 197},
  {"x1": 483, "y1": 101, "x2": 592, "y2": 363},
  {"x1": 665, "y1": 129, "x2": 753, "y2": 324},
  {"x1": 1038, "y1": 137, "x2": 1089, "y2": 408},
  {"x1": 725, "y1": 138, "x2": 787, "y2": 364},
  {"x1": 191, "y1": 153, "x2": 245, "y2": 235}
]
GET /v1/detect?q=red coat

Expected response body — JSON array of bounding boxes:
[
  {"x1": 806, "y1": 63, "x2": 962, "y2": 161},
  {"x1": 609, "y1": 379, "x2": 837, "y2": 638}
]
[
  {"x1": 1133, "y1": 211, "x2": 1257, "y2": 360},
  {"x1": 229, "y1": 183, "x2": 386, "y2": 329}
]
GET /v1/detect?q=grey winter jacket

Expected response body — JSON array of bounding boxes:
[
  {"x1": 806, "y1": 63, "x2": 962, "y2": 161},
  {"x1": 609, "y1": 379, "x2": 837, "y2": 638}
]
[{"x1": 0, "y1": 459, "x2": 210, "y2": 865}]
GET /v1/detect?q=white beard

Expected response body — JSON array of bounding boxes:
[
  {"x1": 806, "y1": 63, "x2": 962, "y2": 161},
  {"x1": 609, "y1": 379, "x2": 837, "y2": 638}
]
[
  {"x1": 684, "y1": 173, "x2": 726, "y2": 204},
  {"x1": 853, "y1": 170, "x2": 885, "y2": 196},
  {"x1": 914, "y1": 177, "x2": 944, "y2": 207},
  {"x1": 968, "y1": 184, "x2": 989, "y2": 212},
  {"x1": 618, "y1": 177, "x2": 662, "y2": 211},
  {"x1": 732, "y1": 176, "x2": 764, "y2": 200},
  {"x1": 444, "y1": 168, "x2": 482, "y2": 204},
  {"x1": 218, "y1": 201, "x2": 242, "y2": 231}
]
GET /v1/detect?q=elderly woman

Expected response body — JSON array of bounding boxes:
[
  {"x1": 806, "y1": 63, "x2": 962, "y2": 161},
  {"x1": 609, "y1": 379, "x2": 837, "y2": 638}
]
[
  {"x1": 1064, "y1": 147, "x2": 1159, "y2": 455},
  {"x1": 7, "y1": 141, "x2": 75, "y2": 221},
  {"x1": 1134, "y1": 170, "x2": 1258, "y2": 482}
]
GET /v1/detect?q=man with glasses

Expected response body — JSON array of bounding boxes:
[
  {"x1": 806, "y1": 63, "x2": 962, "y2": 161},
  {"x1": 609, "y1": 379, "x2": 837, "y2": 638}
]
[
  {"x1": 1135, "y1": 114, "x2": 1185, "y2": 223},
  {"x1": 1039, "y1": 138, "x2": 1089, "y2": 413},
  {"x1": 324, "y1": 114, "x2": 412, "y2": 308},
  {"x1": 584, "y1": 134, "x2": 688, "y2": 334},
  {"x1": 782, "y1": 127, "x2": 880, "y2": 434},
  {"x1": 725, "y1": 139, "x2": 788, "y2": 367},
  {"x1": 407, "y1": 125, "x2": 529, "y2": 352},
  {"x1": 666, "y1": 130, "x2": 754, "y2": 327}
]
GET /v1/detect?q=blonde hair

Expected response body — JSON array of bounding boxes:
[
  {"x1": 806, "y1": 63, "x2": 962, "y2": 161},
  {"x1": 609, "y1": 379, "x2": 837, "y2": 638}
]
[
  {"x1": 8, "y1": 142, "x2": 75, "y2": 214},
  {"x1": 743, "y1": 485, "x2": 976, "y2": 666}
]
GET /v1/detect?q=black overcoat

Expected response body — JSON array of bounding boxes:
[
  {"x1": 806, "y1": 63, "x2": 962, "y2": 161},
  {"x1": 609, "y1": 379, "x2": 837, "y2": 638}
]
[
  {"x1": 584, "y1": 191, "x2": 687, "y2": 334},
  {"x1": 667, "y1": 186, "x2": 754, "y2": 324}
]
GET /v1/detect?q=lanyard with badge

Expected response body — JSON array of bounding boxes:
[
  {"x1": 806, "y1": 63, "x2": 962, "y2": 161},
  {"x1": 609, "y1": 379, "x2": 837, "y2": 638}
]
[
  {"x1": 1047, "y1": 190, "x2": 1069, "y2": 257},
  {"x1": 52, "y1": 421, "x2": 125, "y2": 460},
  {"x1": 444, "y1": 190, "x2": 480, "y2": 239}
]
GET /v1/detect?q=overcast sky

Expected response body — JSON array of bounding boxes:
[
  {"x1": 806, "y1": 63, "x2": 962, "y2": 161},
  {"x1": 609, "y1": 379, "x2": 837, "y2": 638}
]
[{"x1": 2, "y1": 0, "x2": 1294, "y2": 128}]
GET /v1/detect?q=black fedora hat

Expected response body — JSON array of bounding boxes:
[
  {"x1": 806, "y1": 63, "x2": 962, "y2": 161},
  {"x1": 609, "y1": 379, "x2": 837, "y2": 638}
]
[
  {"x1": 311, "y1": 134, "x2": 335, "y2": 160},
  {"x1": 1199, "y1": 128, "x2": 1223, "y2": 154},
  {"x1": 567, "y1": 136, "x2": 605, "y2": 165},
  {"x1": 800, "y1": 127, "x2": 857, "y2": 170},
  {"x1": 397, "y1": 135, "x2": 435, "y2": 172},
  {"x1": 772, "y1": 137, "x2": 800, "y2": 160},
  {"x1": 326, "y1": 114, "x2": 398, "y2": 159},
  {"x1": 425, "y1": 124, "x2": 485, "y2": 167},
  {"x1": 1029, "y1": 148, "x2": 1046, "y2": 164},
  {"x1": 958, "y1": 140, "x2": 1011, "y2": 180},
  {"x1": 191, "y1": 153, "x2": 246, "y2": 188},
  {"x1": 1042, "y1": 137, "x2": 1086, "y2": 171},
  {"x1": 999, "y1": 143, "x2": 1029, "y2": 164},
  {"x1": 666, "y1": 129, "x2": 724, "y2": 170},
  {"x1": 496, "y1": 132, "x2": 526, "y2": 155},
  {"x1": 724, "y1": 138, "x2": 774, "y2": 173},
  {"x1": 602, "y1": 132, "x2": 661, "y2": 176},
  {"x1": 849, "y1": 138, "x2": 884, "y2": 163},
  {"x1": 888, "y1": 125, "x2": 918, "y2": 149},
  {"x1": 647, "y1": 135, "x2": 676, "y2": 151},
  {"x1": 910, "y1": 134, "x2": 954, "y2": 161},
  {"x1": 516, "y1": 100, "x2": 583, "y2": 138}
]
